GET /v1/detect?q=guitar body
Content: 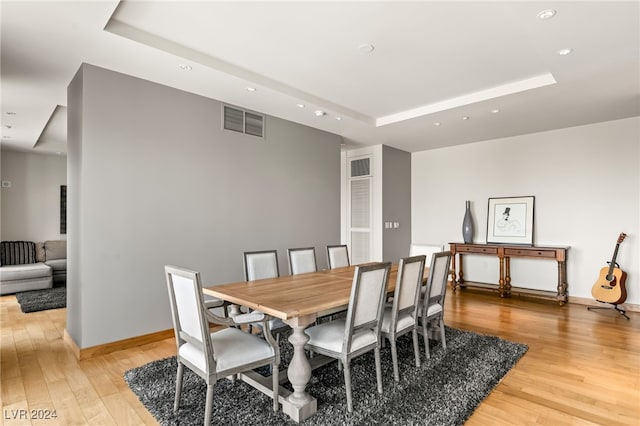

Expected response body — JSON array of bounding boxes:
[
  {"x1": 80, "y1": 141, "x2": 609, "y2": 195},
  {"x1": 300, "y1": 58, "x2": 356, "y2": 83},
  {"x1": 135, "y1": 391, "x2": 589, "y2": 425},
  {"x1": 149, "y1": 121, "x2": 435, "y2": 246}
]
[
  {"x1": 591, "y1": 233, "x2": 627, "y2": 305},
  {"x1": 591, "y1": 266, "x2": 627, "y2": 304}
]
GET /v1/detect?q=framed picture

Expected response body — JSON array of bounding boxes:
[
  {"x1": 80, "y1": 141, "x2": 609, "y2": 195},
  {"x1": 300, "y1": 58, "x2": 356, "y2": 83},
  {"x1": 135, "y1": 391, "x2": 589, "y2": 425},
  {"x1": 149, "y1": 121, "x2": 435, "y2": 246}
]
[
  {"x1": 486, "y1": 196, "x2": 534, "y2": 245},
  {"x1": 60, "y1": 185, "x2": 67, "y2": 235}
]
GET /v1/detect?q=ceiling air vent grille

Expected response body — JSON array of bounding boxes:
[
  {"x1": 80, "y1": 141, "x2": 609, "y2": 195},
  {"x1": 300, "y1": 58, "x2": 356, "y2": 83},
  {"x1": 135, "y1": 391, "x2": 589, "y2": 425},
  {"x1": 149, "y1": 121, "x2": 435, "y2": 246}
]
[
  {"x1": 350, "y1": 158, "x2": 370, "y2": 177},
  {"x1": 223, "y1": 105, "x2": 264, "y2": 138}
]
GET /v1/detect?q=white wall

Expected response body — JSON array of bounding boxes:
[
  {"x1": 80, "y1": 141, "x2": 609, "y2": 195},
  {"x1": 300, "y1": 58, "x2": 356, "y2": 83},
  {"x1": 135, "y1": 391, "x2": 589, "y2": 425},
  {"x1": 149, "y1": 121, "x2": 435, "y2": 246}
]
[
  {"x1": 412, "y1": 117, "x2": 639, "y2": 305},
  {"x1": 68, "y1": 64, "x2": 342, "y2": 348},
  {"x1": 1, "y1": 150, "x2": 67, "y2": 241}
]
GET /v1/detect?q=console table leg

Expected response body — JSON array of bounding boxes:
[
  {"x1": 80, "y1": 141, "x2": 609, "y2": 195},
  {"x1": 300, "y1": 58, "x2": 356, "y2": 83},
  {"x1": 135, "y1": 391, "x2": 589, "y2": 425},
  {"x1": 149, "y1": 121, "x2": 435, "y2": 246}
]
[
  {"x1": 498, "y1": 256, "x2": 505, "y2": 297},
  {"x1": 557, "y1": 261, "x2": 568, "y2": 305},
  {"x1": 451, "y1": 253, "x2": 459, "y2": 291},
  {"x1": 504, "y1": 257, "x2": 512, "y2": 296},
  {"x1": 457, "y1": 254, "x2": 465, "y2": 288}
]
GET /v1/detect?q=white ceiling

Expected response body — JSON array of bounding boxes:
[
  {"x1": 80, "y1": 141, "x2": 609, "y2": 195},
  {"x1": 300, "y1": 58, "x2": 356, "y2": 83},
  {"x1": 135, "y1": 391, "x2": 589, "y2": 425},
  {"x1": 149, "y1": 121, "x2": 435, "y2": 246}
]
[{"x1": 1, "y1": 1, "x2": 639, "y2": 155}]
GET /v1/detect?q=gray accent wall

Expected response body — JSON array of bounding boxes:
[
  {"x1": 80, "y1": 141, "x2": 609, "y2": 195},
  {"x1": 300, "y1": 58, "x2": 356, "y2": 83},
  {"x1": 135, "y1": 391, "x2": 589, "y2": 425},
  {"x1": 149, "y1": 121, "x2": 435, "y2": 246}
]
[
  {"x1": 67, "y1": 64, "x2": 341, "y2": 348},
  {"x1": 382, "y1": 145, "x2": 411, "y2": 263}
]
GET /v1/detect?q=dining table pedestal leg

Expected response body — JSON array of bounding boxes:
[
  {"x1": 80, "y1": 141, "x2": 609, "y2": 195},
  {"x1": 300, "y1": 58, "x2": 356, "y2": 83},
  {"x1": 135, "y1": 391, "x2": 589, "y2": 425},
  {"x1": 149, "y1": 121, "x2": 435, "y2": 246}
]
[{"x1": 282, "y1": 314, "x2": 317, "y2": 422}]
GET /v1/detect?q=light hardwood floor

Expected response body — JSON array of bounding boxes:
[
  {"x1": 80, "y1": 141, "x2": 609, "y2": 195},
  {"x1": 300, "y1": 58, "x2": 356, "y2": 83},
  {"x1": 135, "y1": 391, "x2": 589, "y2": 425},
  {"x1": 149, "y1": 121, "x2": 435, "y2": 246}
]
[{"x1": 1, "y1": 289, "x2": 638, "y2": 425}]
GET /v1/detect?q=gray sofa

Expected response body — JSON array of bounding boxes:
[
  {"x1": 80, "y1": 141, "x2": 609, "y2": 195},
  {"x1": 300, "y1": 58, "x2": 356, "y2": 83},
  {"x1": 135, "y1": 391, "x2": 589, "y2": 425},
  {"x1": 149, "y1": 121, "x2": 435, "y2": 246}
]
[{"x1": 0, "y1": 240, "x2": 67, "y2": 295}]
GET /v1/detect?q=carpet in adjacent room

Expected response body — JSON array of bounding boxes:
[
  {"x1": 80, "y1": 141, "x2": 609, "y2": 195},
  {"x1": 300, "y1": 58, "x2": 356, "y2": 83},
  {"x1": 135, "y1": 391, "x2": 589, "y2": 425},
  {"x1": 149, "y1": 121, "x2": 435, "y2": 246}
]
[{"x1": 15, "y1": 286, "x2": 66, "y2": 313}]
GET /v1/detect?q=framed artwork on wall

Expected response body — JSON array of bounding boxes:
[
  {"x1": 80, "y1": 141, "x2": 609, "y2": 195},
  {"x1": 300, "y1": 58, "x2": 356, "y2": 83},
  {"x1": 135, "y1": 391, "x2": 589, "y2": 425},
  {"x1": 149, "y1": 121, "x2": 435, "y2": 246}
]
[
  {"x1": 486, "y1": 196, "x2": 534, "y2": 245},
  {"x1": 60, "y1": 185, "x2": 67, "y2": 235}
]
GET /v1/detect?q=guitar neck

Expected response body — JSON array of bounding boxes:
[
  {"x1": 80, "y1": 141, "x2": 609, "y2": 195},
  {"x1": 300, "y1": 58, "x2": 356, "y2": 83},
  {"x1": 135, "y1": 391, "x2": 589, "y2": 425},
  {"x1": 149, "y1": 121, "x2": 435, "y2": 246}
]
[{"x1": 607, "y1": 244, "x2": 621, "y2": 277}]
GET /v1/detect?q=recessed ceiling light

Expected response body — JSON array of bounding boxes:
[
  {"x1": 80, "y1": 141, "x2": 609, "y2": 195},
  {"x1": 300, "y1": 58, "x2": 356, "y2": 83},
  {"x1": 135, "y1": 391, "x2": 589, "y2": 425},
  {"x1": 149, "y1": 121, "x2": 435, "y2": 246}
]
[
  {"x1": 246, "y1": 87, "x2": 256, "y2": 92},
  {"x1": 296, "y1": 103, "x2": 305, "y2": 108},
  {"x1": 358, "y1": 44, "x2": 375, "y2": 54},
  {"x1": 462, "y1": 116, "x2": 470, "y2": 120},
  {"x1": 434, "y1": 122, "x2": 441, "y2": 126},
  {"x1": 315, "y1": 110, "x2": 326, "y2": 117},
  {"x1": 178, "y1": 64, "x2": 192, "y2": 71},
  {"x1": 335, "y1": 116, "x2": 342, "y2": 121},
  {"x1": 6, "y1": 112, "x2": 16, "y2": 115},
  {"x1": 4, "y1": 125, "x2": 12, "y2": 129},
  {"x1": 558, "y1": 48, "x2": 573, "y2": 56},
  {"x1": 491, "y1": 109, "x2": 500, "y2": 114},
  {"x1": 537, "y1": 9, "x2": 556, "y2": 20}
]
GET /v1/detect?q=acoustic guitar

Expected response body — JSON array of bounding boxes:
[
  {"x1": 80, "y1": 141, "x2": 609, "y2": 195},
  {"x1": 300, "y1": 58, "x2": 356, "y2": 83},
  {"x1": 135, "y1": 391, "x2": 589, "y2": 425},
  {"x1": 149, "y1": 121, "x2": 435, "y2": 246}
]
[{"x1": 591, "y1": 233, "x2": 627, "y2": 304}]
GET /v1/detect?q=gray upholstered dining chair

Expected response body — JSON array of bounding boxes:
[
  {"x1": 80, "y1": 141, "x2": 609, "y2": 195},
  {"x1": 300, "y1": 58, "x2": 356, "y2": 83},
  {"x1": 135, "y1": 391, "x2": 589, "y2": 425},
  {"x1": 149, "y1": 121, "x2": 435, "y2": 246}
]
[
  {"x1": 326, "y1": 244, "x2": 350, "y2": 269},
  {"x1": 243, "y1": 249, "x2": 280, "y2": 281},
  {"x1": 243, "y1": 250, "x2": 289, "y2": 338},
  {"x1": 380, "y1": 255, "x2": 426, "y2": 381},
  {"x1": 418, "y1": 251, "x2": 452, "y2": 358},
  {"x1": 305, "y1": 262, "x2": 391, "y2": 412},
  {"x1": 287, "y1": 247, "x2": 318, "y2": 275},
  {"x1": 164, "y1": 265, "x2": 280, "y2": 425}
]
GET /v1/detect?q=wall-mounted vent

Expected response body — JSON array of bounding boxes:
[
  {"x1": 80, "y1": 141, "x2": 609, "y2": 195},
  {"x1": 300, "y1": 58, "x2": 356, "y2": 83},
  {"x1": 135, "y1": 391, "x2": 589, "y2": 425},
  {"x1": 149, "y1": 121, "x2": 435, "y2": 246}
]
[
  {"x1": 350, "y1": 158, "x2": 370, "y2": 177},
  {"x1": 223, "y1": 105, "x2": 264, "y2": 138}
]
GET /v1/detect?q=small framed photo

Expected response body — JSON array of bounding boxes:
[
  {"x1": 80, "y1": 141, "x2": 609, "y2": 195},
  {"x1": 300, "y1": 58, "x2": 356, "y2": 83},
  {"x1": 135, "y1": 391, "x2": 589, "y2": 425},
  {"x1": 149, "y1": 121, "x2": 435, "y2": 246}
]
[{"x1": 487, "y1": 196, "x2": 535, "y2": 245}]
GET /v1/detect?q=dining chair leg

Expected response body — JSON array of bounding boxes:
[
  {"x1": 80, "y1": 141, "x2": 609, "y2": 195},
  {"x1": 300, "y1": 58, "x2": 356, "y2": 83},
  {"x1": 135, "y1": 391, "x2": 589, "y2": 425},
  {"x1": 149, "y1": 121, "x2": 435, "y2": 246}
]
[
  {"x1": 439, "y1": 318, "x2": 447, "y2": 349},
  {"x1": 422, "y1": 321, "x2": 431, "y2": 359},
  {"x1": 375, "y1": 347, "x2": 383, "y2": 394},
  {"x1": 204, "y1": 384, "x2": 215, "y2": 426},
  {"x1": 272, "y1": 364, "x2": 279, "y2": 411},
  {"x1": 412, "y1": 328, "x2": 421, "y2": 367},
  {"x1": 174, "y1": 362, "x2": 184, "y2": 412},
  {"x1": 390, "y1": 339, "x2": 400, "y2": 382},
  {"x1": 343, "y1": 361, "x2": 353, "y2": 413}
]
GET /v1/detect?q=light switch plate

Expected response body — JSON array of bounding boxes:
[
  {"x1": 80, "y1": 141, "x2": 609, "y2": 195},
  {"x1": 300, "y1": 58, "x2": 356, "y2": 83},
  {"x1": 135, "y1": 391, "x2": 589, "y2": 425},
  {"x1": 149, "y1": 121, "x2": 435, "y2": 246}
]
[{"x1": 1, "y1": 181, "x2": 10, "y2": 188}]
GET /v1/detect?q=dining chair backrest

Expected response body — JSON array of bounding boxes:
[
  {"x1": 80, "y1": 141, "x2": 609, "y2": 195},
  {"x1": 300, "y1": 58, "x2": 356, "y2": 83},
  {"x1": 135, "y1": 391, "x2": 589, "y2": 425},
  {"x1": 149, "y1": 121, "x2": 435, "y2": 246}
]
[
  {"x1": 343, "y1": 262, "x2": 391, "y2": 352},
  {"x1": 393, "y1": 255, "x2": 426, "y2": 318},
  {"x1": 287, "y1": 247, "x2": 318, "y2": 275},
  {"x1": 327, "y1": 244, "x2": 350, "y2": 269},
  {"x1": 424, "y1": 251, "x2": 452, "y2": 308},
  {"x1": 409, "y1": 243, "x2": 443, "y2": 267},
  {"x1": 165, "y1": 265, "x2": 215, "y2": 372},
  {"x1": 244, "y1": 250, "x2": 279, "y2": 281}
]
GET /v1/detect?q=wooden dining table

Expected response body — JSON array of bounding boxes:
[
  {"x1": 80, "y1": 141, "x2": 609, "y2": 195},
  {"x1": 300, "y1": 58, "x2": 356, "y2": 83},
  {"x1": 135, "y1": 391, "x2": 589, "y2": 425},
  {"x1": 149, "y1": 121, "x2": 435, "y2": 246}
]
[{"x1": 204, "y1": 263, "x2": 416, "y2": 422}]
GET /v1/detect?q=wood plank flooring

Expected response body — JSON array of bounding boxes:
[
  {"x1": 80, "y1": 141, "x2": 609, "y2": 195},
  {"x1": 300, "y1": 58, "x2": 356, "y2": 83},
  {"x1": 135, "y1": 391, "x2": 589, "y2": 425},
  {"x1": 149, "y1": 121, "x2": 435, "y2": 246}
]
[{"x1": 1, "y1": 289, "x2": 638, "y2": 425}]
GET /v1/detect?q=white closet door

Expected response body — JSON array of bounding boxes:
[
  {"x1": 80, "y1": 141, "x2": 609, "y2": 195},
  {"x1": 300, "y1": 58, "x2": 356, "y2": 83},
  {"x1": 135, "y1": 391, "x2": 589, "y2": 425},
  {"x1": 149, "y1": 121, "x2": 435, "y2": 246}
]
[{"x1": 349, "y1": 176, "x2": 372, "y2": 265}]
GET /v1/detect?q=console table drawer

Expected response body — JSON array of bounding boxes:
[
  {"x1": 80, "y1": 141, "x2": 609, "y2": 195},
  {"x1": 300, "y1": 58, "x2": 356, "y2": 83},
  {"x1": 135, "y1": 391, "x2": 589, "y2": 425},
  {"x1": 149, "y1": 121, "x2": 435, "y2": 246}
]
[
  {"x1": 456, "y1": 245, "x2": 498, "y2": 255},
  {"x1": 504, "y1": 248, "x2": 556, "y2": 258}
]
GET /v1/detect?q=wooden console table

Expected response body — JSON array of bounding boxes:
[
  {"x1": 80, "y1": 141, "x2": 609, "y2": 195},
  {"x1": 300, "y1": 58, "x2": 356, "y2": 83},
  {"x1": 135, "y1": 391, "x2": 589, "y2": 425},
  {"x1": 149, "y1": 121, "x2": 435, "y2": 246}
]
[{"x1": 449, "y1": 242, "x2": 569, "y2": 305}]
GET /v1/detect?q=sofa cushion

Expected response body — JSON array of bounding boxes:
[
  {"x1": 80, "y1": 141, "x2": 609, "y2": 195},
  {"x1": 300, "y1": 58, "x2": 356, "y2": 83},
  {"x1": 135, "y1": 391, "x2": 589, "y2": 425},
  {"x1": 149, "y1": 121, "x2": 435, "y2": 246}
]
[
  {"x1": 44, "y1": 240, "x2": 66, "y2": 261},
  {"x1": 0, "y1": 263, "x2": 52, "y2": 281},
  {"x1": 0, "y1": 241, "x2": 36, "y2": 266},
  {"x1": 0, "y1": 276, "x2": 53, "y2": 295},
  {"x1": 35, "y1": 242, "x2": 46, "y2": 262},
  {"x1": 45, "y1": 258, "x2": 66, "y2": 273}
]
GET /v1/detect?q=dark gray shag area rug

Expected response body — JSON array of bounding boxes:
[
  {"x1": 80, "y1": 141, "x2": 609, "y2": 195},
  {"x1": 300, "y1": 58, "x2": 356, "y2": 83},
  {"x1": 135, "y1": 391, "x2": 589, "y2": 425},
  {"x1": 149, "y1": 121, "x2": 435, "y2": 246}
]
[
  {"x1": 125, "y1": 327, "x2": 527, "y2": 425},
  {"x1": 15, "y1": 286, "x2": 66, "y2": 313}
]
